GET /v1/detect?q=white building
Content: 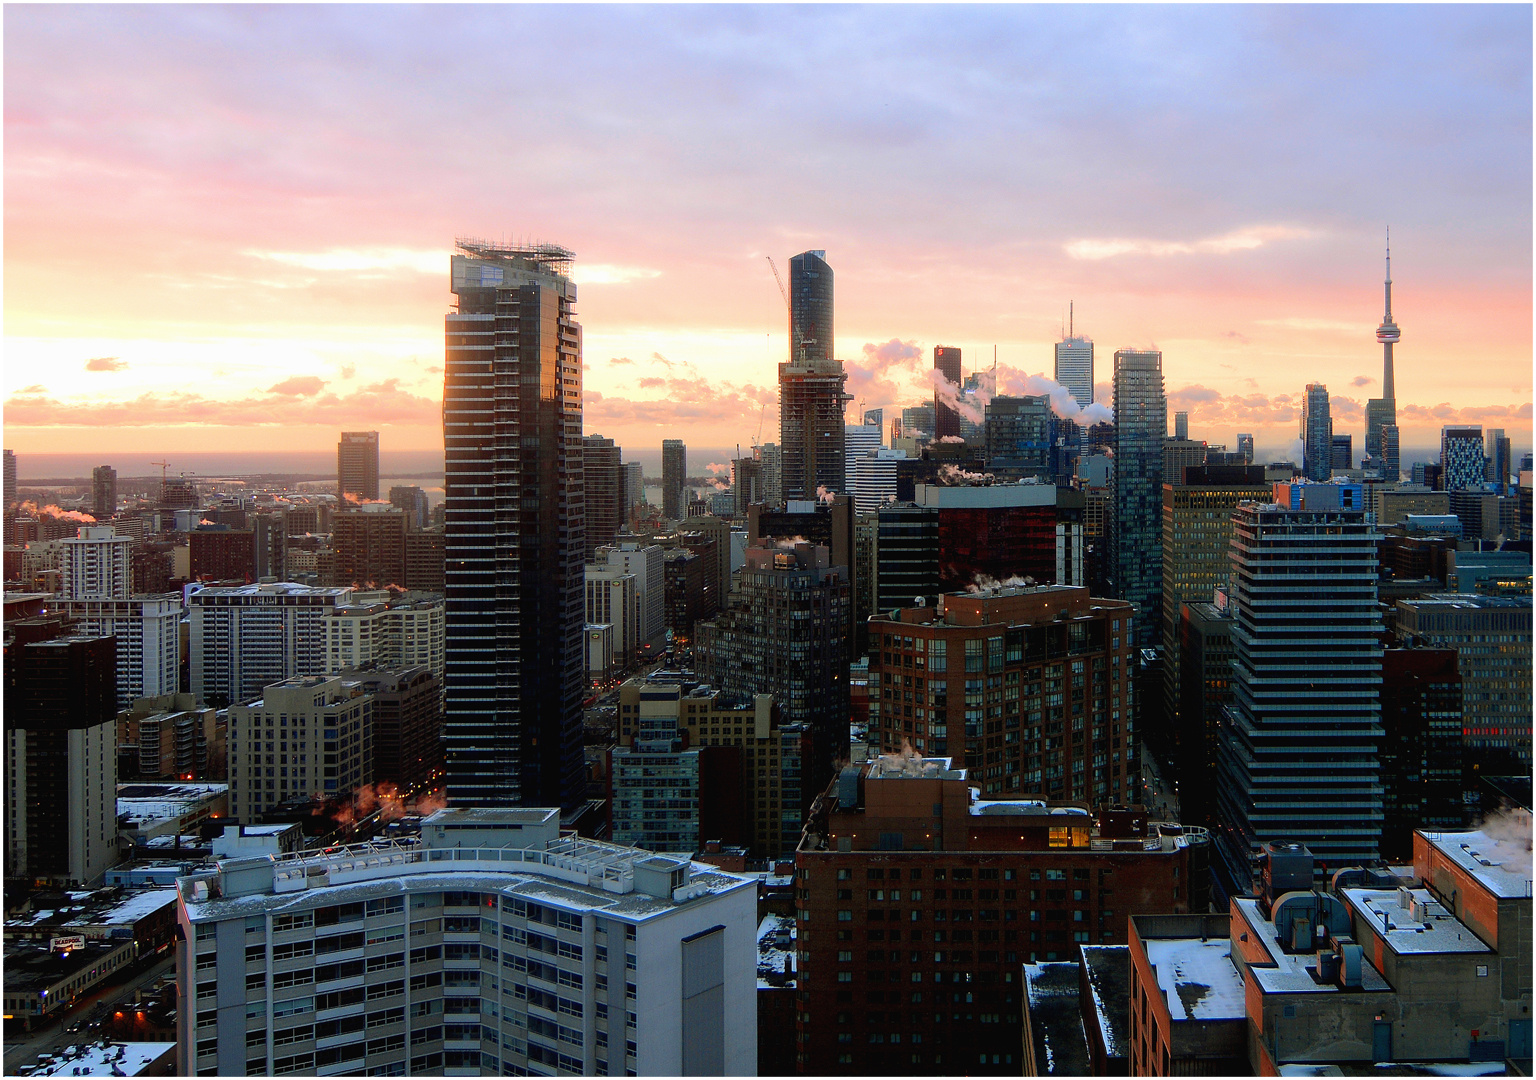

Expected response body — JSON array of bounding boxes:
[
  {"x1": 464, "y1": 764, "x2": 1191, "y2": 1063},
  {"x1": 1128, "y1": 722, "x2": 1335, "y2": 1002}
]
[
  {"x1": 175, "y1": 807, "x2": 758, "y2": 1077},
  {"x1": 599, "y1": 543, "x2": 665, "y2": 644},
  {"x1": 63, "y1": 595, "x2": 182, "y2": 708},
  {"x1": 61, "y1": 525, "x2": 133, "y2": 600},
  {"x1": 843, "y1": 422, "x2": 884, "y2": 498},
  {"x1": 585, "y1": 567, "x2": 640, "y2": 664},
  {"x1": 226, "y1": 674, "x2": 372, "y2": 820},
  {"x1": 852, "y1": 448, "x2": 907, "y2": 513},
  {"x1": 189, "y1": 582, "x2": 355, "y2": 706},
  {"x1": 324, "y1": 591, "x2": 446, "y2": 680}
]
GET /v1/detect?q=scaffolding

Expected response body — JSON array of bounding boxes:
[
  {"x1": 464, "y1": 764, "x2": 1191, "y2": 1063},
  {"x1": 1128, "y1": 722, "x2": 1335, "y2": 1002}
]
[{"x1": 454, "y1": 236, "x2": 575, "y2": 277}]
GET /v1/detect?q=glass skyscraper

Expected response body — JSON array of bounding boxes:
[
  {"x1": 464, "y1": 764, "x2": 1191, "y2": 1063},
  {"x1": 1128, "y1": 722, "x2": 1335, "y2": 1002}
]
[
  {"x1": 662, "y1": 438, "x2": 687, "y2": 519},
  {"x1": 1301, "y1": 383, "x2": 1332, "y2": 482},
  {"x1": 1111, "y1": 349, "x2": 1166, "y2": 647},
  {"x1": 443, "y1": 239, "x2": 586, "y2": 809},
  {"x1": 779, "y1": 250, "x2": 849, "y2": 498},
  {"x1": 1054, "y1": 333, "x2": 1094, "y2": 409}
]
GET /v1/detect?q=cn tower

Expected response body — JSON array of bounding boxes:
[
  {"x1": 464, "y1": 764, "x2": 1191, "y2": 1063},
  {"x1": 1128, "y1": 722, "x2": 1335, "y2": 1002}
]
[{"x1": 1365, "y1": 229, "x2": 1400, "y2": 480}]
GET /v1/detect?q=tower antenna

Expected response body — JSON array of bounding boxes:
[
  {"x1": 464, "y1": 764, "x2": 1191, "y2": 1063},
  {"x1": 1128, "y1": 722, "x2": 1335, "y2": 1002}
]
[{"x1": 1070, "y1": 301, "x2": 1074, "y2": 339}]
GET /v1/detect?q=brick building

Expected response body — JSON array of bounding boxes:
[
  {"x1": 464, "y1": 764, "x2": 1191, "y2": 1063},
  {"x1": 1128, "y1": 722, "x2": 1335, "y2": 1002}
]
[
  {"x1": 866, "y1": 584, "x2": 1136, "y2": 804},
  {"x1": 793, "y1": 754, "x2": 1207, "y2": 1075}
]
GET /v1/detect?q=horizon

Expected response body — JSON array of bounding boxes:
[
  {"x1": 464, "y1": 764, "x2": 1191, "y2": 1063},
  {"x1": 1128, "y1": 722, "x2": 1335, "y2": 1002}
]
[{"x1": 5, "y1": 6, "x2": 1531, "y2": 459}]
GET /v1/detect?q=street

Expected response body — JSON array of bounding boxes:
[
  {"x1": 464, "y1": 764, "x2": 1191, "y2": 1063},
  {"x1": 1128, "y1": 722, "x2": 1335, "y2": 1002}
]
[{"x1": 2, "y1": 954, "x2": 175, "y2": 1076}]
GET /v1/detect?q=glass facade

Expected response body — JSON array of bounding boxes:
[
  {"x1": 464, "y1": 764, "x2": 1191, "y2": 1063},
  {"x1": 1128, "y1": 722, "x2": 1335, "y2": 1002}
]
[{"x1": 1110, "y1": 350, "x2": 1166, "y2": 647}]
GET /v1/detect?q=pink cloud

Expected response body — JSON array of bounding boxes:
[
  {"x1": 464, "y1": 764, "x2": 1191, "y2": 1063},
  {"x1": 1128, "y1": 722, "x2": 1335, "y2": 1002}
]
[
  {"x1": 5, "y1": 380, "x2": 438, "y2": 428},
  {"x1": 84, "y1": 356, "x2": 127, "y2": 372},
  {"x1": 268, "y1": 375, "x2": 327, "y2": 396}
]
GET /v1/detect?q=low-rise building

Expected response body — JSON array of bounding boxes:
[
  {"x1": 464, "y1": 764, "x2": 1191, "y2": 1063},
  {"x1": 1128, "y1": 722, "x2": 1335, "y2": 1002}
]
[
  {"x1": 3, "y1": 938, "x2": 137, "y2": 1027},
  {"x1": 174, "y1": 807, "x2": 758, "y2": 1077}
]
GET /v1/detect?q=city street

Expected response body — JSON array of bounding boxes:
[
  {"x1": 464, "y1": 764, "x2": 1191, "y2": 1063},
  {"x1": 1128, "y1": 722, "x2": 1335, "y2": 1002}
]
[{"x1": 2, "y1": 954, "x2": 175, "y2": 1076}]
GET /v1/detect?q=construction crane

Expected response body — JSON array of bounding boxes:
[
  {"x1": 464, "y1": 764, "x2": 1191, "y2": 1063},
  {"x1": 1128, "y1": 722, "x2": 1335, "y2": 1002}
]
[
  {"x1": 753, "y1": 402, "x2": 768, "y2": 452},
  {"x1": 765, "y1": 255, "x2": 807, "y2": 362}
]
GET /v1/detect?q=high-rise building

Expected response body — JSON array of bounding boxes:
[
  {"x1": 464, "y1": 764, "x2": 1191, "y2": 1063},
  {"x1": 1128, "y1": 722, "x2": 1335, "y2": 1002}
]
[
  {"x1": 756, "y1": 441, "x2": 782, "y2": 506},
  {"x1": 227, "y1": 674, "x2": 372, "y2": 819},
  {"x1": 867, "y1": 585, "x2": 1137, "y2": 802},
  {"x1": 732, "y1": 455, "x2": 764, "y2": 514},
  {"x1": 1175, "y1": 600, "x2": 1234, "y2": 829},
  {"x1": 60, "y1": 525, "x2": 133, "y2": 600},
  {"x1": 1379, "y1": 648, "x2": 1464, "y2": 860},
  {"x1": 90, "y1": 465, "x2": 117, "y2": 521},
  {"x1": 843, "y1": 421, "x2": 883, "y2": 501},
  {"x1": 1366, "y1": 232, "x2": 1401, "y2": 483},
  {"x1": 1173, "y1": 411, "x2": 1189, "y2": 441},
  {"x1": 3, "y1": 621, "x2": 119, "y2": 886},
  {"x1": 1236, "y1": 433, "x2": 1254, "y2": 465},
  {"x1": 872, "y1": 502, "x2": 941, "y2": 612},
  {"x1": 189, "y1": 525, "x2": 257, "y2": 582},
  {"x1": 337, "y1": 430, "x2": 380, "y2": 502},
  {"x1": 794, "y1": 757, "x2": 1201, "y2": 1076},
  {"x1": 899, "y1": 402, "x2": 937, "y2": 442},
  {"x1": 933, "y1": 345, "x2": 964, "y2": 439},
  {"x1": 583, "y1": 434, "x2": 624, "y2": 560},
  {"x1": 3, "y1": 449, "x2": 16, "y2": 541},
  {"x1": 1054, "y1": 309, "x2": 1094, "y2": 408},
  {"x1": 984, "y1": 395, "x2": 1052, "y2": 476},
  {"x1": 1486, "y1": 428, "x2": 1513, "y2": 494},
  {"x1": 389, "y1": 485, "x2": 430, "y2": 530},
  {"x1": 189, "y1": 581, "x2": 356, "y2": 707},
  {"x1": 1331, "y1": 433, "x2": 1353, "y2": 470},
  {"x1": 851, "y1": 449, "x2": 905, "y2": 514},
  {"x1": 585, "y1": 564, "x2": 640, "y2": 664},
  {"x1": 600, "y1": 543, "x2": 665, "y2": 646},
  {"x1": 1214, "y1": 487, "x2": 1384, "y2": 886},
  {"x1": 62, "y1": 594, "x2": 181, "y2": 709},
  {"x1": 1301, "y1": 382, "x2": 1333, "y2": 481},
  {"x1": 331, "y1": 506, "x2": 407, "y2": 587},
  {"x1": 1159, "y1": 465, "x2": 1271, "y2": 760},
  {"x1": 695, "y1": 541, "x2": 849, "y2": 817},
  {"x1": 324, "y1": 591, "x2": 446, "y2": 680},
  {"x1": 1111, "y1": 350, "x2": 1166, "y2": 646},
  {"x1": 861, "y1": 407, "x2": 883, "y2": 431},
  {"x1": 1161, "y1": 438, "x2": 1207, "y2": 485},
  {"x1": 348, "y1": 665, "x2": 442, "y2": 794},
  {"x1": 1441, "y1": 425, "x2": 1487, "y2": 491},
  {"x1": 780, "y1": 250, "x2": 849, "y2": 498},
  {"x1": 444, "y1": 239, "x2": 585, "y2": 809},
  {"x1": 622, "y1": 461, "x2": 644, "y2": 523},
  {"x1": 661, "y1": 439, "x2": 687, "y2": 520},
  {"x1": 174, "y1": 809, "x2": 758, "y2": 1078},
  {"x1": 916, "y1": 480, "x2": 1085, "y2": 590}
]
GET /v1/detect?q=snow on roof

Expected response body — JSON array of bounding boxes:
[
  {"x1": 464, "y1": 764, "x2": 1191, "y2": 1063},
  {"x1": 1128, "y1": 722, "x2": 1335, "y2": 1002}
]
[
  {"x1": 1428, "y1": 827, "x2": 1534, "y2": 900},
  {"x1": 1342, "y1": 888, "x2": 1490, "y2": 955},
  {"x1": 32, "y1": 1041, "x2": 174, "y2": 1076},
  {"x1": 1143, "y1": 937, "x2": 1245, "y2": 1021},
  {"x1": 1234, "y1": 898, "x2": 1394, "y2": 995},
  {"x1": 1023, "y1": 962, "x2": 1090, "y2": 1077},
  {"x1": 1079, "y1": 945, "x2": 1131, "y2": 1060},
  {"x1": 64, "y1": 888, "x2": 178, "y2": 928},
  {"x1": 756, "y1": 913, "x2": 795, "y2": 989}
]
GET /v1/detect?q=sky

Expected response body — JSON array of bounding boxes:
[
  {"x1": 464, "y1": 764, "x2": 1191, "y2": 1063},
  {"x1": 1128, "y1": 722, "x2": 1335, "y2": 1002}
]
[{"x1": 5, "y1": 5, "x2": 1532, "y2": 468}]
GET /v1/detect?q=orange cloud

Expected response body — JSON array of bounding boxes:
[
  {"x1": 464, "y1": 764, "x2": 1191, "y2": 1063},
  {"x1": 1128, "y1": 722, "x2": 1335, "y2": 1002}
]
[{"x1": 5, "y1": 379, "x2": 438, "y2": 428}]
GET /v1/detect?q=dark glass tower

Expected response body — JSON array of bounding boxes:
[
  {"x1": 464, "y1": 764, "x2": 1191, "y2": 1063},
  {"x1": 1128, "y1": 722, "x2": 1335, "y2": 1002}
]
[
  {"x1": 662, "y1": 439, "x2": 686, "y2": 520},
  {"x1": 337, "y1": 430, "x2": 380, "y2": 501},
  {"x1": 932, "y1": 345, "x2": 963, "y2": 439},
  {"x1": 443, "y1": 239, "x2": 585, "y2": 809},
  {"x1": 1111, "y1": 349, "x2": 1166, "y2": 647},
  {"x1": 780, "y1": 250, "x2": 849, "y2": 498}
]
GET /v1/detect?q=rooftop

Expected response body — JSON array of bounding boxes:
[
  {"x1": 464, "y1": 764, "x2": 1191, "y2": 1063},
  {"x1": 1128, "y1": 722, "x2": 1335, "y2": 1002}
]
[
  {"x1": 29, "y1": 1041, "x2": 175, "y2": 1077},
  {"x1": 1342, "y1": 888, "x2": 1492, "y2": 955},
  {"x1": 1023, "y1": 962, "x2": 1091, "y2": 1076},
  {"x1": 1143, "y1": 936, "x2": 1246, "y2": 1021},
  {"x1": 1233, "y1": 898, "x2": 1394, "y2": 995},
  {"x1": 1425, "y1": 825, "x2": 1534, "y2": 899},
  {"x1": 1080, "y1": 945, "x2": 1131, "y2": 1062},
  {"x1": 756, "y1": 913, "x2": 796, "y2": 990},
  {"x1": 7, "y1": 887, "x2": 178, "y2": 934},
  {"x1": 4, "y1": 940, "x2": 135, "y2": 992}
]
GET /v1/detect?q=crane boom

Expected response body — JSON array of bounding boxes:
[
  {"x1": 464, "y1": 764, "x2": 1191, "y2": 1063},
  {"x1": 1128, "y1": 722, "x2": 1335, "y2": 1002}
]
[{"x1": 766, "y1": 256, "x2": 789, "y2": 310}]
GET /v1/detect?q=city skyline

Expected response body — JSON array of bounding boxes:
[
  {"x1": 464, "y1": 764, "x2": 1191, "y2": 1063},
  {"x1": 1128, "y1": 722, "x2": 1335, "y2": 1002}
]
[{"x1": 4, "y1": 5, "x2": 1531, "y2": 461}]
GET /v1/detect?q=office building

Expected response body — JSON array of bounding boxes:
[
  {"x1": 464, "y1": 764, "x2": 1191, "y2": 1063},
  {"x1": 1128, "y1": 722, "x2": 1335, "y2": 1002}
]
[
  {"x1": 1161, "y1": 438, "x2": 1207, "y2": 485},
  {"x1": 332, "y1": 506, "x2": 407, "y2": 588},
  {"x1": 1214, "y1": 491, "x2": 1384, "y2": 885},
  {"x1": 444, "y1": 240, "x2": 585, "y2": 809},
  {"x1": 662, "y1": 549, "x2": 707, "y2": 640},
  {"x1": 227, "y1": 674, "x2": 371, "y2": 819},
  {"x1": 1111, "y1": 350, "x2": 1166, "y2": 646},
  {"x1": 251, "y1": 511, "x2": 287, "y2": 581},
  {"x1": 3, "y1": 448, "x2": 15, "y2": 542},
  {"x1": 622, "y1": 462, "x2": 643, "y2": 524},
  {"x1": 755, "y1": 442, "x2": 782, "y2": 506},
  {"x1": 584, "y1": 435, "x2": 624, "y2": 560},
  {"x1": 91, "y1": 465, "x2": 117, "y2": 521},
  {"x1": 695, "y1": 542, "x2": 849, "y2": 813},
  {"x1": 1380, "y1": 648, "x2": 1464, "y2": 860},
  {"x1": 852, "y1": 449, "x2": 905, "y2": 514},
  {"x1": 733, "y1": 455, "x2": 765, "y2": 514},
  {"x1": 1301, "y1": 382, "x2": 1332, "y2": 482},
  {"x1": 780, "y1": 250, "x2": 849, "y2": 498},
  {"x1": 933, "y1": 345, "x2": 964, "y2": 439},
  {"x1": 1236, "y1": 433, "x2": 1254, "y2": 465},
  {"x1": 117, "y1": 693, "x2": 221, "y2": 782},
  {"x1": 61, "y1": 524, "x2": 133, "y2": 600},
  {"x1": 403, "y1": 529, "x2": 445, "y2": 593},
  {"x1": 915, "y1": 480, "x2": 1084, "y2": 590},
  {"x1": 324, "y1": 590, "x2": 446, "y2": 680},
  {"x1": 337, "y1": 431, "x2": 380, "y2": 502},
  {"x1": 345, "y1": 665, "x2": 442, "y2": 794},
  {"x1": 867, "y1": 584, "x2": 1136, "y2": 802},
  {"x1": 389, "y1": 485, "x2": 430, "y2": 530},
  {"x1": 984, "y1": 395, "x2": 1052, "y2": 476},
  {"x1": 1331, "y1": 433, "x2": 1353, "y2": 470},
  {"x1": 1441, "y1": 425, "x2": 1487, "y2": 491},
  {"x1": 599, "y1": 543, "x2": 665, "y2": 646},
  {"x1": 4, "y1": 623, "x2": 119, "y2": 886},
  {"x1": 174, "y1": 808, "x2": 757, "y2": 1078},
  {"x1": 62, "y1": 594, "x2": 181, "y2": 709},
  {"x1": 873, "y1": 502, "x2": 941, "y2": 613},
  {"x1": 1395, "y1": 594, "x2": 1531, "y2": 766},
  {"x1": 1487, "y1": 428, "x2": 1513, "y2": 493},
  {"x1": 794, "y1": 757, "x2": 1204, "y2": 1076},
  {"x1": 1174, "y1": 600, "x2": 1233, "y2": 829},
  {"x1": 190, "y1": 581, "x2": 355, "y2": 707},
  {"x1": 615, "y1": 677, "x2": 807, "y2": 857},
  {"x1": 899, "y1": 402, "x2": 937, "y2": 442},
  {"x1": 585, "y1": 565, "x2": 640, "y2": 666},
  {"x1": 843, "y1": 421, "x2": 884, "y2": 499},
  {"x1": 1159, "y1": 465, "x2": 1271, "y2": 761},
  {"x1": 189, "y1": 525, "x2": 257, "y2": 583},
  {"x1": 1054, "y1": 315, "x2": 1094, "y2": 409},
  {"x1": 661, "y1": 439, "x2": 686, "y2": 520},
  {"x1": 1173, "y1": 411, "x2": 1188, "y2": 441}
]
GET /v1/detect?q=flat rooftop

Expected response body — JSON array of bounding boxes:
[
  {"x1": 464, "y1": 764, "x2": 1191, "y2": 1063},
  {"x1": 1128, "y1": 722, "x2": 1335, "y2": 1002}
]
[
  {"x1": 1143, "y1": 936, "x2": 1246, "y2": 1021},
  {"x1": 3, "y1": 940, "x2": 134, "y2": 992},
  {"x1": 1079, "y1": 945, "x2": 1131, "y2": 1062},
  {"x1": 1023, "y1": 962, "x2": 1091, "y2": 1076},
  {"x1": 1233, "y1": 898, "x2": 1393, "y2": 995},
  {"x1": 756, "y1": 913, "x2": 795, "y2": 990},
  {"x1": 31, "y1": 1042, "x2": 175, "y2": 1078},
  {"x1": 1426, "y1": 826, "x2": 1534, "y2": 899},
  {"x1": 1342, "y1": 888, "x2": 1491, "y2": 955}
]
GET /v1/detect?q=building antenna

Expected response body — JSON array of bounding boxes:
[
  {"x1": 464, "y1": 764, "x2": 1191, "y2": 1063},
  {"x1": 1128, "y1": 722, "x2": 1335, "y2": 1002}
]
[{"x1": 1070, "y1": 301, "x2": 1074, "y2": 339}]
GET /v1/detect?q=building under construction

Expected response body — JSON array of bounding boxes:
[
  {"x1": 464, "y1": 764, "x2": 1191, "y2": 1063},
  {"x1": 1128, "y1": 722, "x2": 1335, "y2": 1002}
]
[{"x1": 778, "y1": 250, "x2": 850, "y2": 499}]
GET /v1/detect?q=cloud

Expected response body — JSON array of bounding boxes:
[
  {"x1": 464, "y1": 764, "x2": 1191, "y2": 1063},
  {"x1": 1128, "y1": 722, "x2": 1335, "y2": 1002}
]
[
  {"x1": 267, "y1": 375, "x2": 327, "y2": 396},
  {"x1": 5, "y1": 379, "x2": 438, "y2": 428},
  {"x1": 244, "y1": 247, "x2": 443, "y2": 275},
  {"x1": 1352, "y1": 375, "x2": 1373, "y2": 387},
  {"x1": 573, "y1": 264, "x2": 662, "y2": 285},
  {"x1": 585, "y1": 355, "x2": 776, "y2": 434},
  {"x1": 84, "y1": 356, "x2": 127, "y2": 372},
  {"x1": 845, "y1": 338, "x2": 926, "y2": 406},
  {"x1": 1064, "y1": 224, "x2": 1314, "y2": 261},
  {"x1": 340, "y1": 363, "x2": 356, "y2": 379},
  {"x1": 15, "y1": 384, "x2": 47, "y2": 395},
  {"x1": 608, "y1": 356, "x2": 634, "y2": 366},
  {"x1": 705, "y1": 462, "x2": 730, "y2": 474},
  {"x1": 994, "y1": 365, "x2": 1113, "y2": 425}
]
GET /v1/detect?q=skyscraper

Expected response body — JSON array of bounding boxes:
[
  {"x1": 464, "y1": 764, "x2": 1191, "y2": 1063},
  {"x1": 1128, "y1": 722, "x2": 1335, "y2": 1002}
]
[
  {"x1": 1440, "y1": 425, "x2": 1487, "y2": 491},
  {"x1": 337, "y1": 430, "x2": 380, "y2": 502},
  {"x1": 583, "y1": 434, "x2": 623, "y2": 559},
  {"x1": 443, "y1": 239, "x2": 585, "y2": 809},
  {"x1": 90, "y1": 465, "x2": 116, "y2": 521},
  {"x1": 780, "y1": 250, "x2": 849, "y2": 498},
  {"x1": 1054, "y1": 305, "x2": 1094, "y2": 408},
  {"x1": 1365, "y1": 233, "x2": 1401, "y2": 481},
  {"x1": 1214, "y1": 487, "x2": 1384, "y2": 884},
  {"x1": 1487, "y1": 428, "x2": 1513, "y2": 494},
  {"x1": 1237, "y1": 433, "x2": 1254, "y2": 465},
  {"x1": 661, "y1": 438, "x2": 686, "y2": 520},
  {"x1": 932, "y1": 344, "x2": 963, "y2": 439},
  {"x1": 1111, "y1": 349, "x2": 1166, "y2": 646},
  {"x1": 1331, "y1": 433, "x2": 1353, "y2": 470},
  {"x1": 842, "y1": 419, "x2": 883, "y2": 503},
  {"x1": 1174, "y1": 411, "x2": 1189, "y2": 440},
  {"x1": 1301, "y1": 382, "x2": 1332, "y2": 481}
]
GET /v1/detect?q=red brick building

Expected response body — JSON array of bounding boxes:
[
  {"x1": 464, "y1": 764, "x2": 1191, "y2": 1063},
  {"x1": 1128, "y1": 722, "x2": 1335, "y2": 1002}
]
[
  {"x1": 867, "y1": 584, "x2": 1136, "y2": 804},
  {"x1": 793, "y1": 755, "x2": 1208, "y2": 1075},
  {"x1": 188, "y1": 527, "x2": 255, "y2": 582}
]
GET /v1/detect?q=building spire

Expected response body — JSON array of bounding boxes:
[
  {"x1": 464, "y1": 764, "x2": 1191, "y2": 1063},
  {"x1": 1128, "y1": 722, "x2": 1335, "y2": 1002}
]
[
  {"x1": 1384, "y1": 226, "x2": 1392, "y2": 321},
  {"x1": 1375, "y1": 227, "x2": 1399, "y2": 401}
]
